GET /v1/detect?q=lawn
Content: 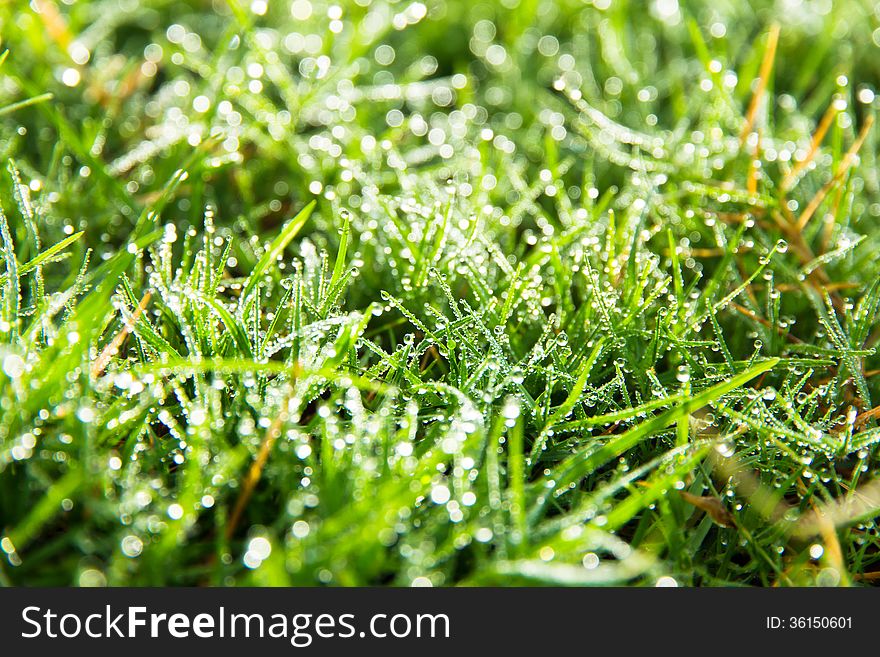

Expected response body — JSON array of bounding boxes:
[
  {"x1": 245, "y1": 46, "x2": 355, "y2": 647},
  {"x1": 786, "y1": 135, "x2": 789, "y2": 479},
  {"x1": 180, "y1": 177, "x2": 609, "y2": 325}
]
[{"x1": 1, "y1": 0, "x2": 879, "y2": 587}]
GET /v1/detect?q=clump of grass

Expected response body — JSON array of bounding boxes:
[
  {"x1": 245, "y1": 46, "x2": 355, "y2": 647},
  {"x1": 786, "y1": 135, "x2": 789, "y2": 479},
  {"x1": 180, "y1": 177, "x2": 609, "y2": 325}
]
[{"x1": 0, "y1": 1, "x2": 879, "y2": 587}]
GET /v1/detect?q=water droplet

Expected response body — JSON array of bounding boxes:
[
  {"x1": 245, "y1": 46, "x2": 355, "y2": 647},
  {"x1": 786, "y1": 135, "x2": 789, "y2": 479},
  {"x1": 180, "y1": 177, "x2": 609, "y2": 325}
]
[{"x1": 2, "y1": 354, "x2": 25, "y2": 379}]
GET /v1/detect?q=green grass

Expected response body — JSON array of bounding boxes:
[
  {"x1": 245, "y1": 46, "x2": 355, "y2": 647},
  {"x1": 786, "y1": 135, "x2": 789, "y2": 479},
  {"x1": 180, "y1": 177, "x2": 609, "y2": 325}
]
[{"x1": 0, "y1": 0, "x2": 879, "y2": 587}]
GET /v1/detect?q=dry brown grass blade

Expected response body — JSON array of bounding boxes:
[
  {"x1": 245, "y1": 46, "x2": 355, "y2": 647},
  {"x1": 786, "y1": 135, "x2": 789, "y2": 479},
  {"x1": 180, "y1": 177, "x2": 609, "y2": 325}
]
[
  {"x1": 821, "y1": 183, "x2": 847, "y2": 253},
  {"x1": 793, "y1": 477, "x2": 880, "y2": 540},
  {"x1": 781, "y1": 101, "x2": 841, "y2": 192},
  {"x1": 802, "y1": 481, "x2": 850, "y2": 585},
  {"x1": 419, "y1": 345, "x2": 447, "y2": 374},
  {"x1": 226, "y1": 414, "x2": 285, "y2": 539},
  {"x1": 706, "y1": 446, "x2": 793, "y2": 524},
  {"x1": 32, "y1": 0, "x2": 73, "y2": 50},
  {"x1": 796, "y1": 115, "x2": 874, "y2": 231},
  {"x1": 679, "y1": 490, "x2": 736, "y2": 527},
  {"x1": 91, "y1": 291, "x2": 151, "y2": 378},
  {"x1": 739, "y1": 24, "x2": 780, "y2": 145},
  {"x1": 747, "y1": 130, "x2": 762, "y2": 195},
  {"x1": 729, "y1": 301, "x2": 803, "y2": 343},
  {"x1": 854, "y1": 404, "x2": 880, "y2": 430},
  {"x1": 90, "y1": 59, "x2": 151, "y2": 108},
  {"x1": 226, "y1": 365, "x2": 301, "y2": 539}
]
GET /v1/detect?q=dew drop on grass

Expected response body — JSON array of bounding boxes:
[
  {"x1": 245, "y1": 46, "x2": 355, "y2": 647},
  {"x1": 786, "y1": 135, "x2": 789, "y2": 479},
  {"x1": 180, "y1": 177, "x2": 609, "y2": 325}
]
[
  {"x1": 475, "y1": 528, "x2": 493, "y2": 543},
  {"x1": 816, "y1": 568, "x2": 841, "y2": 587},
  {"x1": 2, "y1": 353, "x2": 25, "y2": 378},
  {"x1": 713, "y1": 439, "x2": 735, "y2": 458},
  {"x1": 78, "y1": 569, "x2": 106, "y2": 587},
  {"x1": 501, "y1": 397, "x2": 520, "y2": 426},
  {"x1": 430, "y1": 484, "x2": 451, "y2": 504},
  {"x1": 121, "y1": 535, "x2": 144, "y2": 558},
  {"x1": 244, "y1": 536, "x2": 272, "y2": 569},
  {"x1": 582, "y1": 553, "x2": 600, "y2": 570}
]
